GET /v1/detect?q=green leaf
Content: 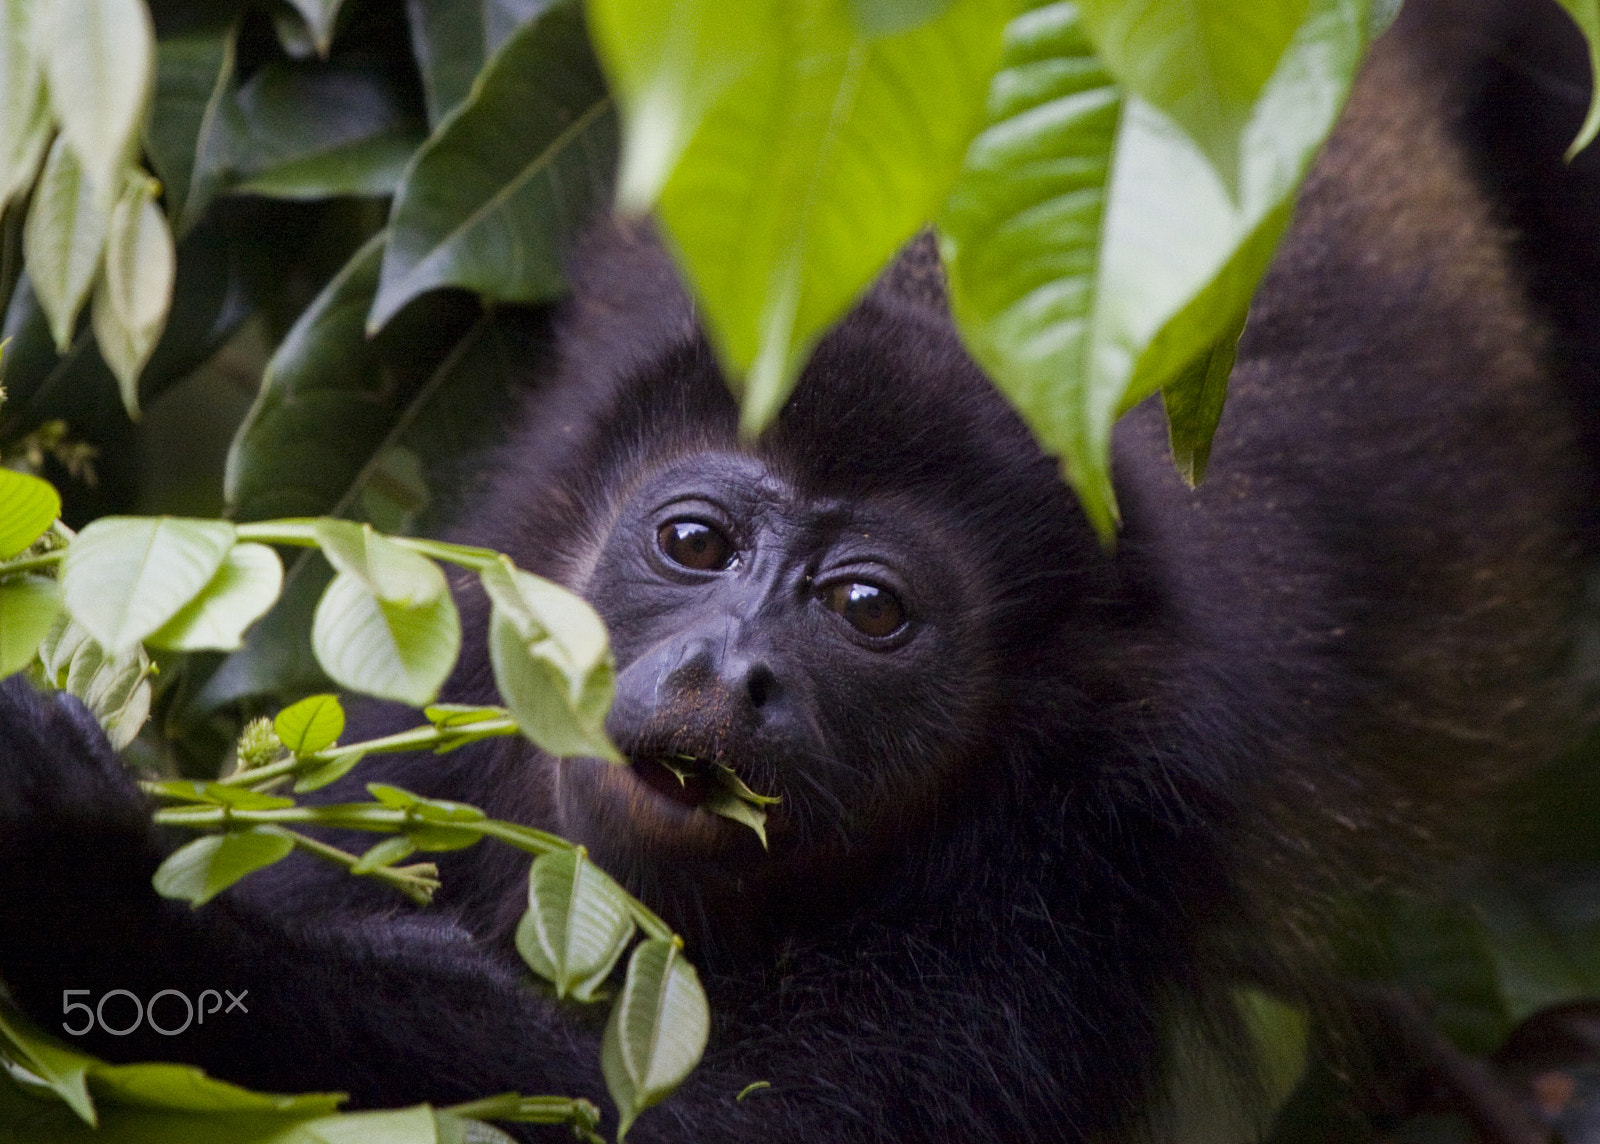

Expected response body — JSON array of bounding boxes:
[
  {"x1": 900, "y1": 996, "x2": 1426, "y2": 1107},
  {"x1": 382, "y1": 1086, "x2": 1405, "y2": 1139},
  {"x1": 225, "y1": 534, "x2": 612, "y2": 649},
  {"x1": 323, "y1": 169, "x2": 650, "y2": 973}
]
[
  {"x1": 1076, "y1": 0, "x2": 1310, "y2": 188},
  {"x1": 407, "y1": 0, "x2": 560, "y2": 125},
  {"x1": 284, "y1": 0, "x2": 348, "y2": 56},
  {"x1": 369, "y1": 1, "x2": 617, "y2": 330},
  {"x1": 1160, "y1": 308, "x2": 1244, "y2": 487},
  {"x1": 144, "y1": 781, "x2": 295, "y2": 810},
  {"x1": 351, "y1": 835, "x2": 417, "y2": 874},
  {"x1": 479, "y1": 559, "x2": 620, "y2": 761},
  {"x1": 516, "y1": 848, "x2": 635, "y2": 1000},
  {"x1": 0, "y1": 574, "x2": 60, "y2": 677},
  {"x1": 223, "y1": 233, "x2": 389, "y2": 521},
  {"x1": 312, "y1": 570, "x2": 460, "y2": 706},
  {"x1": 591, "y1": 0, "x2": 1010, "y2": 435},
  {"x1": 0, "y1": 468, "x2": 60, "y2": 557},
  {"x1": 0, "y1": 1002, "x2": 95, "y2": 1125},
  {"x1": 1557, "y1": 1, "x2": 1600, "y2": 156},
  {"x1": 61, "y1": 516, "x2": 236, "y2": 653},
  {"x1": 0, "y1": 0, "x2": 49, "y2": 211},
  {"x1": 144, "y1": 15, "x2": 240, "y2": 237},
  {"x1": 39, "y1": 0, "x2": 154, "y2": 199},
  {"x1": 293, "y1": 750, "x2": 365, "y2": 793},
  {"x1": 312, "y1": 520, "x2": 448, "y2": 606},
  {"x1": 942, "y1": 0, "x2": 1361, "y2": 536},
  {"x1": 601, "y1": 939, "x2": 709, "y2": 1139},
  {"x1": 152, "y1": 826, "x2": 296, "y2": 906},
  {"x1": 274, "y1": 692, "x2": 346, "y2": 755},
  {"x1": 147, "y1": 542, "x2": 283, "y2": 652},
  {"x1": 228, "y1": 62, "x2": 426, "y2": 199},
  {"x1": 91, "y1": 175, "x2": 179, "y2": 415},
  {"x1": 22, "y1": 138, "x2": 110, "y2": 352},
  {"x1": 367, "y1": 782, "x2": 486, "y2": 850},
  {"x1": 36, "y1": 617, "x2": 153, "y2": 749},
  {"x1": 848, "y1": 0, "x2": 962, "y2": 35}
]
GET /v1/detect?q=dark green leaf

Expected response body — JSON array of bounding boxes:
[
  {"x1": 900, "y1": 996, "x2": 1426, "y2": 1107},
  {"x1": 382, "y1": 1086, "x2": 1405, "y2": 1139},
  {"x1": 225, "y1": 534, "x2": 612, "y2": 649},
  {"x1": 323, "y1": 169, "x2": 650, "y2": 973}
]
[
  {"x1": 1160, "y1": 310, "x2": 1244, "y2": 487},
  {"x1": 146, "y1": 15, "x2": 240, "y2": 235},
  {"x1": 369, "y1": 1, "x2": 617, "y2": 329},
  {"x1": 152, "y1": 827, "x2": 297, "y2": 906}
]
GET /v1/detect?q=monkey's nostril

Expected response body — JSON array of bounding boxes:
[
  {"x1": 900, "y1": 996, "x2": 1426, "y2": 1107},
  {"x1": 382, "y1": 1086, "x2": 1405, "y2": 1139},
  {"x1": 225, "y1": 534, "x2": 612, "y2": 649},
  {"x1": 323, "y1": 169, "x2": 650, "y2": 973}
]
[{"x1": 745, "y1": 664, "x2": 777, "y2": 709}]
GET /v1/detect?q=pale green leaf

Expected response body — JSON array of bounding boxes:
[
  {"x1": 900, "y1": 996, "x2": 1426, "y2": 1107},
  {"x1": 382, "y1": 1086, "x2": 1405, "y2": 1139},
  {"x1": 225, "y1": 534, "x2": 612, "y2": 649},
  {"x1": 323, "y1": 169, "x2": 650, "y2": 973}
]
[
  {"x1": 61, "y1": 516, "x2": 236, "y2": 653},
  {"x1": 480, "y1": 559, "x2": 619, "y2": 760},
  {"x1": 0, "y1": 575, "x2": 61, "y2": 677},
  {"x1": 0, "y1": 0, "x2": 49, "y2": 210},
  {"x1": 40, "y1": 0, "x2": 155, "y2": 198},
  {"x1": 601, "y1": 939, "x2": 709, "y2": 1139},
  {"x1": 1077, "y1": 0, "x2": 1310, "y2": 187},
  {"x1": 0, "y1": 1003, "x2": 95, "y2": 1124},
  {"x1": 90, "y1": 173, "x2": 177, "y2": 416},
  {"x1": 152, "y1": 826, "x2": 295, "y2": 906},
  {"x1": 273, "y1": 692, "x2": 346, "y2": 755},
  {"x1": 22, "y1": 137, "x2": 110, "y2": 352},
  {"x1": 369, "y1": 2, "x2": 616, "y2": 330},
  {"x1": 515, "y1": 849, "x2": 635, "y2": 1000},
  {"x1": 37, "y1": 617, "x2": 153, "y2": 749},
  {"x1": 592, "y1": 0, "x2": 1010, "y2": 434},
  {"x1": 147, "y1": 542, "x2": 283, "y2": 652},
  {"x1": 311, "y1": 569, "x2": 460, "y2": 706},
  {"x1": 0, "y1": 467, "x2": 60, "y2": 557},
  {"x1": 351, "y1": 835, "x2": 417, "y2": 873},
  {"x1": 312, "y1": 519, "x2": 447, "y2": 606}
]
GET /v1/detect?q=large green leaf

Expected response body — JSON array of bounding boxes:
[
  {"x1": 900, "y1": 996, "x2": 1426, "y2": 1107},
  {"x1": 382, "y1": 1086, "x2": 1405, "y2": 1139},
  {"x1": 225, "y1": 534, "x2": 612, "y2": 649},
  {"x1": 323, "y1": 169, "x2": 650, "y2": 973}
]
[
  {"x1": 311, "y1": 569, "x2": 460, "y2": 706},
  {"x1": 368, "y1": 1, "x2": 616, "y2": 329},
  {"x1": 480, "y1": 559, "x2": 620, "y2": 760},
  {"x1": 406, "y1": 0, "x2": 559, "y2": 126},
  {"x1": 312, "y1": 520, "x2": 448, "y2": 606},
  {"x1": 39, "y1": 0, "x2": 154, "y2": 199},
  {"x1": 228, "y1": 62, "x2": 426, "y2": 199},
  {"x1": 1077, "y1": 0, "x2": 1309, "y2": 187},
  {"x1": 61, "y1": 517, "x2": 237, "y2": 653},
  {"x1": 0, "y1": 0, "x2": 49, "y2": 211},
  {"x1": 942, "y1": 0, "x2": 1364, "y2": 535},
  {"x1": 145, "y1": 16, "x2": 240, "y2": 236},
  {"x1": 592, "y1": 0, "x2": 1011, "y2": 434},
  {"x1": 516, "y1": 848, "x2": 635, "y2": 1000},
  {"x1": 23, "y1": 138, "x2": 110, "y2": 352},
  {"x1": 600, "y1": 939, "x2": 709, "y2": 1139},
  {"x1": 147, "y1": 542, "x2": 283, "y2": 652},
  {"x1": 152, "y1": 827, "x2": 297, "y2": 906}
]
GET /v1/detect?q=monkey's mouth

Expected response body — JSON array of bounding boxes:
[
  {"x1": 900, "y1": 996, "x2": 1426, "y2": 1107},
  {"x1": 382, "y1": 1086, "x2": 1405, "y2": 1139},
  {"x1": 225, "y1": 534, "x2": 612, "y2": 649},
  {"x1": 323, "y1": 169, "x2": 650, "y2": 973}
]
[{"x1": 628, "y1": 752, "x2": 715, "y2": 811}]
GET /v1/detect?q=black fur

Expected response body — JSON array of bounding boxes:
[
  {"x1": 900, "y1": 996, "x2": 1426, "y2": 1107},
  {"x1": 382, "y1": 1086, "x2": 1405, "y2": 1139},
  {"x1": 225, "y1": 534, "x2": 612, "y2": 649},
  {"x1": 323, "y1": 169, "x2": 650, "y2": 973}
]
[{"x1": 3, "y1": 1, "x2": 1600, "y2": 1140}]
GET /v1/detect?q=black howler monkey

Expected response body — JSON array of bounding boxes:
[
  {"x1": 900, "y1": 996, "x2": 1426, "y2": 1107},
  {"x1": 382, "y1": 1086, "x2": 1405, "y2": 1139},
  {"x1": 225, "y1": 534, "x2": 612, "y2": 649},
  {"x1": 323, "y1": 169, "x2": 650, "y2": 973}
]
[{"x1": 3, "y1": 0, "x2": 1600, "y2": 1140}]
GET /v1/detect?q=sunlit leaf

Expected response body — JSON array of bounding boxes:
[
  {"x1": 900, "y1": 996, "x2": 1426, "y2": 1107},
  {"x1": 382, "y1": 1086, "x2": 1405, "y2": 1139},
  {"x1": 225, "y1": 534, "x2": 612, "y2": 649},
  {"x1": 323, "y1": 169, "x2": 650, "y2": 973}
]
[
  {"x1": 0, "y1": 575, "x2": 60, "y2": 677},
  {"x1": 591, "y1": 0, "x2": 1009, "y2": 434},
  {"x1": 848, "y1": 0, "x2": 961, "y2": 34},
  {"x1": 601, "y1": 939, "x2": 709, "y2": 1139},
  {"x1": 40, "y1": 0, "x2": 154, "y2": 198},
  {"x1": 480, "y1": 559, "x2": 619, "y2": 761},
  {"x1": 0, "y1": 1003, "x2": 95, "y2": 1124},
  {"x1": 152, "y1": 827, "x2": 296, "y2": 907},
  {"x1": 516, "y1": 848, "x2": 635, "y2": 1000},
  {"x1": 0, "y1": 468, "x2": 60, "y2": 558},
  {"x1": 311, "y1": 569, "x2": 459, "y2": 706},
  {"x1": 61, "y1": 516, "x2": 236, "y2": 653},
  {"x1": 369, "y1": 1, "x2": 616, "y2": 329},
  {"x1": 1077, "y1": 0, "x2": 1310, "y2": 187},
  {"x1": 313, "y1": 519, "x2": 447, "y2": 606},
  {"x1": 273, "y1": 692, "x2": 346, "y2": 755},
  {"x1": 91, "y1": 174, "x2": 178, "y2": 417},
  {"x1": 1557, "y1": 1, "x2": 1600, "y2": 155},
  {"x1": 22, "y1": 138, "x2": 110, "y2": 352},
  {"x1": 147, "y1": 543, "x2": 283, "y2": 652}
]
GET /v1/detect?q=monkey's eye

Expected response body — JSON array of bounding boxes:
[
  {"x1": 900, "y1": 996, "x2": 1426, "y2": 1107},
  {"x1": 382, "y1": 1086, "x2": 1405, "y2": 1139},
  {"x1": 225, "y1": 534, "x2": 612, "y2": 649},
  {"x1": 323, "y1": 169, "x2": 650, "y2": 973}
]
[
  {"x1": 821, "y1": 582, "x2": 905, "y2": 638},
  {"x1": 657, "y1": 520, "x2": 735, "y2": 571}
]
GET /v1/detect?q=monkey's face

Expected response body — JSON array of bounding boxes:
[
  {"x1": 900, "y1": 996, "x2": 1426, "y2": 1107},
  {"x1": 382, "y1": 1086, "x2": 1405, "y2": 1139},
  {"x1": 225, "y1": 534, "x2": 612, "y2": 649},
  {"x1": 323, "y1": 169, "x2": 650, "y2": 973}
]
[{"x1": 549, "y1": 448, "x2": 997, "y2": 908}]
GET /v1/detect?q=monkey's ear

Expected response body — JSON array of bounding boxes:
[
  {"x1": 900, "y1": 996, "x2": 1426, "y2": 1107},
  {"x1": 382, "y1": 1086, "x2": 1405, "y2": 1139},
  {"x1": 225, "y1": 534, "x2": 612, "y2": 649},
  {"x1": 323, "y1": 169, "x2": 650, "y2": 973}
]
[{"x1": 871, "y1": 229, "x2": 948, "y2": 313}]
